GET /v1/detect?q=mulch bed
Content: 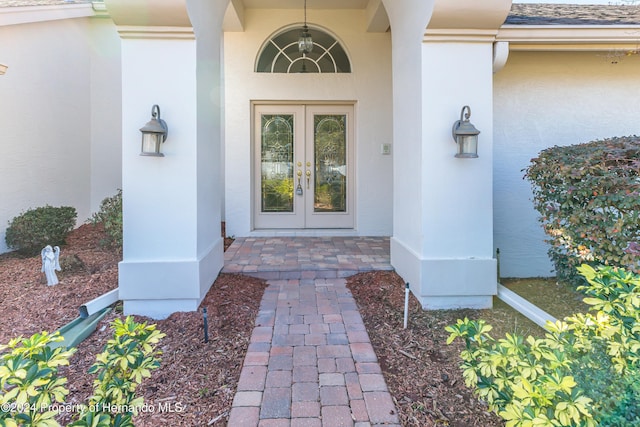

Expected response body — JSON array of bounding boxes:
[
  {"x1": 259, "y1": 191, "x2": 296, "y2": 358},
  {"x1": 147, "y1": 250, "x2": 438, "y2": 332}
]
[
  {"x1": 0, "y1": 224, "x2": 507, "y2": 426},
  {"x1": 346, "y1": 271, "x2": 503, "y2": 427}
]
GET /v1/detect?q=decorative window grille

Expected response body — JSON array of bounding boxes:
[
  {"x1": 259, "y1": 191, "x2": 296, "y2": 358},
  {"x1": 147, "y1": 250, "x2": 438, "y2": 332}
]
[{"x1": 256, "y1": 28, "x2": 351, "y2": 73}]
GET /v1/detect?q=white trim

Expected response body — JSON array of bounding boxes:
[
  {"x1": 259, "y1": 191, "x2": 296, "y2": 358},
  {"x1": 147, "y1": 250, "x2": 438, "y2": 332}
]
[
  {"x1": 115, "y1": 25, "x2": 195, "y2": 40},
  {"x1": 0, "y1": 4, "x2": 94, "y2": 26},
  {"x1": 498, "y1": 25, "x2": 640, "y2": 51}
]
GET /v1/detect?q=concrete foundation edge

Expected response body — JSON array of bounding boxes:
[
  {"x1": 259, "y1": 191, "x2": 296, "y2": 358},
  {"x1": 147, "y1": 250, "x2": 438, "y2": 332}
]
[
  {"x1": 390, "y1": 237, "x2": 497, "y2": 310},
  {"x1": 119, "y1": 238, "x2": 224, "y2": 319}
]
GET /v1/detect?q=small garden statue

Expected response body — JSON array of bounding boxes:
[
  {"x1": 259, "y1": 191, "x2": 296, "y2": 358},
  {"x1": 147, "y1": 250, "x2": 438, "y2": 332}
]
[{"x1": 41, "y1": 245, "x2": 61, "y2": 286}]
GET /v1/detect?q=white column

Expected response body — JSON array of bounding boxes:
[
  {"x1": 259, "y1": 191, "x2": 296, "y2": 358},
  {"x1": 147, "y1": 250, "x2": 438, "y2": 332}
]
[
  {"x1": 105, "y1": 0, "x2": 227, "y2": 318},
  {"x1": 385, "y1": 0, "x2": 511, "y2": 309}
]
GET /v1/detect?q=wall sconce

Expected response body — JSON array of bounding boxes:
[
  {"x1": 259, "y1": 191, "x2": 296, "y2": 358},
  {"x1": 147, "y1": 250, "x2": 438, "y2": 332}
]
[
  {"x1": 0, "y1": 64, "x2": 7, "y2": 75},
  {"x1": 139, "y1": 104, "x2": 168, "y2": 157},
  {"x1": 451, "y1": 105, "x2": 480, "y2": 158}
]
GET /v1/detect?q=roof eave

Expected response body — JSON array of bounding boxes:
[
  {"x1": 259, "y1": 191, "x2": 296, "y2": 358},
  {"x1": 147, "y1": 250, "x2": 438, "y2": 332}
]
[{"x1": 498, "y1": 25, "x2": 640, "y2": 51}]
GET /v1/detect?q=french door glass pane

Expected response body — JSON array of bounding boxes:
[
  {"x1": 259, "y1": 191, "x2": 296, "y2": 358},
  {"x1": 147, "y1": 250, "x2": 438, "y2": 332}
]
[
  {"x1": 261, "y1": 114, "x2": 294, "y2": 212},
  {"x1": 314, "y1": 114, "x2": 347, "y2": 212}
]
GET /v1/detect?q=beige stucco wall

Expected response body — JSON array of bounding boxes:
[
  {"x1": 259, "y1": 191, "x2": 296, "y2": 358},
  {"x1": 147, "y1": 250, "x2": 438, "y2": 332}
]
[
  {"x1": 494, "y1": 50, "x2": 640, "y2": 277},
  {"x1": 223, "y1": 8, "x2": 393, "y2": 237},
  {"x1": 0, "y1": 12, "x2": 121, "y2": 253}
]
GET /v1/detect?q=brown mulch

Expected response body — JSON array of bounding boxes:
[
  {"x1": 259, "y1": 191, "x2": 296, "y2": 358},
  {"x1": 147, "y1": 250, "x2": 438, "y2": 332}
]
[
  {"x1": 346, "y1": 271, "x2": 503, "y2": 427},
  {"x1": 0, "y1": 224, "x2": 505, "y2": 426},
  {"x1": 0, "y1": 224, "x2": 266, "y2": 426}
]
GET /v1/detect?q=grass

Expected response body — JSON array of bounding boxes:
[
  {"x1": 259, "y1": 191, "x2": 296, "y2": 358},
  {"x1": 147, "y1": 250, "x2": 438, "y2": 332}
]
[{"x1": 493, "y1": 277, "x2": 591, "y2": 338}]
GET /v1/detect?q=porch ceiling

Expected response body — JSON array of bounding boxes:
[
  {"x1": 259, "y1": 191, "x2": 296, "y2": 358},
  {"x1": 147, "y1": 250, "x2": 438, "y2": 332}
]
[
  {"x1": 223, "y1": 0, "x2": 389, "y2": 33},
  {"x1": 240, "y1": 0, "x2": 370, "y2": 10}
]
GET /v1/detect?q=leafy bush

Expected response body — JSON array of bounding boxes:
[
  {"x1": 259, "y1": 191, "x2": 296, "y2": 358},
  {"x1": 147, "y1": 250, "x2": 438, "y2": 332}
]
[
  {"x1": 447, "y1": 264, "x2": 640, "y2": 427},
  {"x1": 90, "y1": 190, "x2": 122, "y2": 250},
  {"x1": 71, "y1": 317, "x2": 165, "y2": 427},
  {"x1": 0, "y1": 332, "x2": 76, "y2": 427},
  {"x1": 5, "y1": 206, "x2": 77, "y2": 256},
  {"x1": 524, "y1": 137, "x2": 640, "y2": 285},
  {"x1": 0, "y1": 317, "x2": 164, "y2": 427}
]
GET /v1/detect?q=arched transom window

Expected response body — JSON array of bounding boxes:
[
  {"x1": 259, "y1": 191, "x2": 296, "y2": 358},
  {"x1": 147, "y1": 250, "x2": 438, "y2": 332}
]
[{"x1": 256, "y1": 27, "x2": 351, "y2": 74}]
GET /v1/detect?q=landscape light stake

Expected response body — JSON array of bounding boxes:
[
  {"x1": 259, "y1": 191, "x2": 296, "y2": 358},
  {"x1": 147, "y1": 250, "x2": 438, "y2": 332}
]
[
  {"x1": 496, "y1": 247, "x2": 501, "y2": 283},
  {"x1": 203, "y1": 307, "x2": 209, "y2": 343},
  {"x1": 403, "y1": 283, "x2": 410, "y2": 329}
]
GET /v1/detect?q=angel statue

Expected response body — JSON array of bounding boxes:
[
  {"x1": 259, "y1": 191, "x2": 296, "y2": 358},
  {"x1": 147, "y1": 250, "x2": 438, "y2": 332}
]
[{"x1": 41, "y1": 245, "x2": 61, "y2": 286}]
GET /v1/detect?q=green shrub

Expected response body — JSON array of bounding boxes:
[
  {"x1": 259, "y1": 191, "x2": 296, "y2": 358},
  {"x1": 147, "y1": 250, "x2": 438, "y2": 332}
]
[
  {"x1": 71, "y1": 316, "x2": 165, "y2": 427},
  {"x1": 5, "y1": 206, "x2": 77, "y2": 256},
  {"x1": 447, "y1": 264, "x2": 640, "y2": 427},
  {"x1": 0, "y1": 317, "x2": 164, "y2": 427},
  {"x1": 90, "y1": 190, "x2": 122, "y2": 250},
  {"x1": 0, "y1": 332, "x2": 76, "y2": 427},
  {"x1": 523, "y1": 136, "x2": 640, "y2": 285}
]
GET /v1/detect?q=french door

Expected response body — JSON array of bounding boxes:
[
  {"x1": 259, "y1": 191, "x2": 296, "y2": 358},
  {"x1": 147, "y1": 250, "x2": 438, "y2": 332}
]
[{"x1": 254, "y1": 104, "x2": 354, "y2": 229}]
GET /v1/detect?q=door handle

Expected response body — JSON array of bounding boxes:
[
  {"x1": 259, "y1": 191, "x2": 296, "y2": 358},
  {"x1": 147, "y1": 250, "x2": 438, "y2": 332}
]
[
  {"x1": 296, "y1": 170, "x2": 303, "y2": 195},
  {"x1": 306, "y1": 170, "x2": 311, "y2": 189}
]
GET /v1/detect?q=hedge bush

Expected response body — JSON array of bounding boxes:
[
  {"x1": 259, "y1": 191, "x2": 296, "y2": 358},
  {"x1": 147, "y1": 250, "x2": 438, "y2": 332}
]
[
  {"x1": 524, "y1": 136, "x2": 640, "y2": 284},
  {"x1": 0, "y1": 317, "x2": 164, "y2": 427},
  {"x1": 90, "y1": 190, "x2": 122, "y2": 250},
  {"x1": 447, "y1": 264, "x2": 640, "y2": 427},
  {"x1": 5, "y1": 206, "x2": 77, "y2": 256}
]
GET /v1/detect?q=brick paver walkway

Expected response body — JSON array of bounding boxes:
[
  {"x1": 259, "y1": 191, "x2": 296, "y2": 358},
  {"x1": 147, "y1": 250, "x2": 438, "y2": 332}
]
[{"x1": 225, "y1": 237, "x2": 400, "y2": 427}]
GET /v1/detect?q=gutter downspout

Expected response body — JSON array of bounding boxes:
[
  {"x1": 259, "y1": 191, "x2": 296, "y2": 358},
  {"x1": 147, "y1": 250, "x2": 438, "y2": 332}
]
[{"x1": 51, "y1": 288, "x2": 120, "y2": 349}]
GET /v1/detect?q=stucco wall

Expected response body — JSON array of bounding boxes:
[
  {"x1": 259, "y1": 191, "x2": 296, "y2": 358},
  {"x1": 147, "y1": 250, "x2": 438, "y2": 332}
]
[
  {"x1": 494, "y1": 50, "x2": 640, "y2": 277},
  {"x1": 89, "y1": 17, "x2": 122, "y2": 214},
  {"x1": 223, "y1": 8, "x2": 393, "y2": 237},
  {"x1": 0, "y1": 13, "x2": 121, "y2": 253}
]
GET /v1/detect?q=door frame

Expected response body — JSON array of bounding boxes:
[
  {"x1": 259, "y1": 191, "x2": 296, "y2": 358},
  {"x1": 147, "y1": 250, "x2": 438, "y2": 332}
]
[{"x1": 252, "y1": 101, "x2": 356, "y2": 230}]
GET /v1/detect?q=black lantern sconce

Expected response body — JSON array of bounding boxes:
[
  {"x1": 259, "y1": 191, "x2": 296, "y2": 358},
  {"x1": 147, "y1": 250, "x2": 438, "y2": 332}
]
[
  {"x1": 451, "y1": 105, "x2": 480, "y2": 158},
  {"x1": 139, "y1": 104, "x2": 168, "y2": 157}
]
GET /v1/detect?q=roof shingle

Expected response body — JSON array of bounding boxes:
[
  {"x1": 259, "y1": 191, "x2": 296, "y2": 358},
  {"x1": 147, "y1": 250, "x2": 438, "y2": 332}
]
[{"x1": 506, "y1": 3, "x2": 640, "y2": 25}]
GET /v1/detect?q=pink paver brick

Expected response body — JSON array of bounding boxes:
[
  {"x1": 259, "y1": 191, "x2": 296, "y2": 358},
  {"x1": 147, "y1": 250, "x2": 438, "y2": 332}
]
[
  {"x1": 317, "y1": 358, "x2": 337, "y2": 373},
  {"x1": 319, "y1": 372, "x2": 345, "y2": 386},
  {"x1": 258, "y1": 418, "x2": 291, "y2": 427},
  {"x1": 346, "y1": 330, "x2": 370, "y2": 343},
  {"x1": 228, "y1": 406, "x2": 260, "y2": 426},
  {"x1": 292, "y1": 419, "x2": 322, "y2": 427},
  {"x1": 293, "y1": 365, "x2": 318, "y2": 383},
  {"x1": 270, "y1": 346, "x2": 294, "y2": 356},
  {"x1": 358, "y1": 374, "x2": 388, "y2": 392},
  {"x1": 350, "y1": 399, "x2": 370, "y2": 422},
  {"x1": 232, "y1": 391, "x2": 263, "y2": 407},
  {"x1": 260, "y1": 387, "x2": 291, "y2": 419},
  {"x1": 251, "y1": 326, "x2": 274, "y2": 343},
  {"x1": 363, "y1": 391, "x2": 400, "y2": 425},
  {"x1": 355, "y1": 362, "x2": 381, "y2": 375},
  {"x1": 292, "y1": 382, "x2": 319, "y2": 402},
  {"x1": 320, "y1": 386, "x2": 349, "y2": 406},
  {"x1": 291, "y1": 401, "x2": 320, "y2": 418},
  {"x1": 244, "y1": 351, "x2": 270, "y2": 366},
  {"x1": 335, "y1": 357, "x2": 356, "y2": 373},
  {"x1": 344, "y1": 372, "x2": 364, "y2": 400},
  {"x1": 266, "y1": 370, "x2": 293, "y2": 388},
  {"x1": 304, "y1": 333, "x2": 327, "y2": 345},
  {"x1": 237, "y1": 366, "x2": 268, "y2": 391},
  {"x1": 317, "y1": 344, "x2": 351, "y2": 358},
  {"x1": 321, "y1": 405, "x2": 354, "y2": 427},
  {"x1": 323, "y1": 314, "x2": 343, "y2": 323},
  {"x1": 349, "y1": 342, "x2": 378, "y2": 363},
  {"x1": 309, "y1": 323, "x2": 330, "y2": 334}
]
